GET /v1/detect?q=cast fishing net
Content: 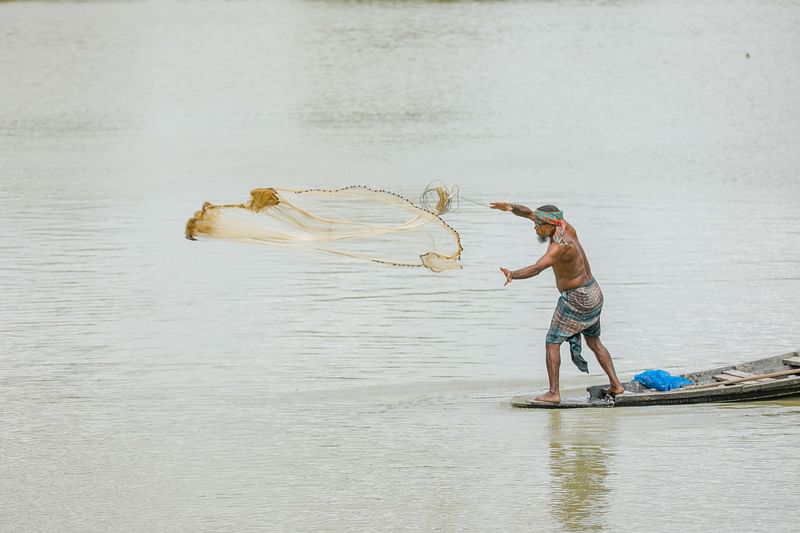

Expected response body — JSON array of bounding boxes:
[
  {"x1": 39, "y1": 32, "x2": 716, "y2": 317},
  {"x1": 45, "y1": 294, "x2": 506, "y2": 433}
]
[{"x1": 185, "y1": 186, "x2": 462, "y2": 272}]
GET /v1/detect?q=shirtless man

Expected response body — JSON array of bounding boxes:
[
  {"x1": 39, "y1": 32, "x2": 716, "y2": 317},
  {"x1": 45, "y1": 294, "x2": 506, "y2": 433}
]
[{"x1": 490, "y1": 202, "x2": 624, "y2": 404}]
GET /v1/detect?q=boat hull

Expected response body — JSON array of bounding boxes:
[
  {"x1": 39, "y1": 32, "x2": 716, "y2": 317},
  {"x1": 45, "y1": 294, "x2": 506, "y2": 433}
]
[{"x1": 512, "y1": 350, "x2": 800, "y2": 409}]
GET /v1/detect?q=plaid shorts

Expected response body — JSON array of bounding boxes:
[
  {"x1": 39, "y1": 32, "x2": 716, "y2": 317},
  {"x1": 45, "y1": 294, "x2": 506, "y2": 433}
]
[{"x1": 546, "y1": 278, "x2": 603, "y2": 345}]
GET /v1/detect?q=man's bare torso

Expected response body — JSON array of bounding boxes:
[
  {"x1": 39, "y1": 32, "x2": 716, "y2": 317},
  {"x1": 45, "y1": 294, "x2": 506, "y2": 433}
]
[{"x1": 550, "y1": 222, "x2": 593, "y2": 292}]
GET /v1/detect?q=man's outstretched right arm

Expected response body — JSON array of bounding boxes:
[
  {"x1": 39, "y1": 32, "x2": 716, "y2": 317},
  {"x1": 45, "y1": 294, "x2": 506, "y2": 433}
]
[{"x1": 489, "y1": 202, "x2": 534, "y2": 220}]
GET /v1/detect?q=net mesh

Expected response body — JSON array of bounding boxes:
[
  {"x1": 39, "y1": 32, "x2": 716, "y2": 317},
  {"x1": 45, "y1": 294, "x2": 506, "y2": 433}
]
[{"x1": 185, "y1": 186, "x2": 462, "y2": 272}]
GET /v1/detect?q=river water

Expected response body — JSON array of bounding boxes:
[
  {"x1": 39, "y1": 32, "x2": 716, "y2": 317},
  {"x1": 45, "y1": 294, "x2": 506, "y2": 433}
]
[{"x1": 1, "y1": 1, "x2": 799, "y2": 531}]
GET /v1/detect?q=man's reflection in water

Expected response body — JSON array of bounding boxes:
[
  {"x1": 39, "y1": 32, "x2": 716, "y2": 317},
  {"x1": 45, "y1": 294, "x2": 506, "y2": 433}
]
[{"x1": 548, "y1": 410, "x2": 616, "y2": 531}]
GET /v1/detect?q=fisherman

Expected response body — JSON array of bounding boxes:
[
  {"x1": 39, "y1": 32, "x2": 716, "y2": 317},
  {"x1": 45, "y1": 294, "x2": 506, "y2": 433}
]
[{"x1": 490, "y1": 202, "x2": 624, "y2": 404}]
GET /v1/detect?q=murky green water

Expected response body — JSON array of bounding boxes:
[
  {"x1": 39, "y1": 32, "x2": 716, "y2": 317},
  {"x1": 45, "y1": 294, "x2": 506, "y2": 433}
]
[{"x1": 1, "y1": 1, "x2": 799, "y2": 531}]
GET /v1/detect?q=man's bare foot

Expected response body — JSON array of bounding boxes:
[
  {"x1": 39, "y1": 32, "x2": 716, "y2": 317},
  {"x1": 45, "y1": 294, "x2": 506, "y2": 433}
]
[
  {"x1": 534, "y1": 391, "x2": 561, "y2": 404},
  {"x1": 602, "y1": 386, "x2": 625, "y2": 398}
]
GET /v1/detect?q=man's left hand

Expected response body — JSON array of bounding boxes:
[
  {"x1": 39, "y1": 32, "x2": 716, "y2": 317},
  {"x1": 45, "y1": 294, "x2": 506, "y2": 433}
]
[{"x1": 489, "y1": 202, "x2": 513, "y2": 212}]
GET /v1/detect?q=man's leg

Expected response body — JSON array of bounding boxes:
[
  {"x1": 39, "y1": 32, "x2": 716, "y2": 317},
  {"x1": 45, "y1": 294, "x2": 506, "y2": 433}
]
[
  {"x1": 584, "y1": 335, "x2": 624, "y2": 395},
  {"x1": 535, "y1": 343, "x2": 562, "y2": 403}
]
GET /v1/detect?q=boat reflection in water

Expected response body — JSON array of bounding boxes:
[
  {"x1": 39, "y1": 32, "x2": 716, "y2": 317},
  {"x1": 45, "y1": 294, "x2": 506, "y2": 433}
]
[{"x1": 548, "y1": 410, "x2": 616, "y2": 531}]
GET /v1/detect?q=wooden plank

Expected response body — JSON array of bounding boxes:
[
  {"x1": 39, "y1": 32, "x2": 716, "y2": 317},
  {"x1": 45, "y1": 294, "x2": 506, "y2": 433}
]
[
  {"x1": 783, "y1": 356, "x2": 800, "y2": 367},
  {"x1": 682, "y1": 368, "x2": 800, "y2": 391},
  {"x1": 740, "y1": 375, "x2": 800, "y2": 393},
  {"x1": 722, "y1": 369, "x2": 774, "y2": 384},
  {"x1": 714, "y1": 373, "x2": 740, "y2": 382},
  {"x1": 724, "y1": 369, "x2": 755, "y2": 378}
]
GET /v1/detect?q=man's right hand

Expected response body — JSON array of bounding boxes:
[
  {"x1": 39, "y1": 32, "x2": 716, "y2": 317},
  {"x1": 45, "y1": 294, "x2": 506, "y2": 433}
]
[
  {"x1": 489, "y1": 202, "x2": 513, "y2": 212},
  {"x1": 500, "y1": 267, "x2": 513, "y2": 286}
]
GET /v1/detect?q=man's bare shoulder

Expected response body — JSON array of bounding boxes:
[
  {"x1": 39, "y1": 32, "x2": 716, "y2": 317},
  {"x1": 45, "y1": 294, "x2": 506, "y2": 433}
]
[
  {"x1": 565, "y1": 221, "x2": 579, "y2": 237},
  {"x1": 564, "y1": 223, "x2": 583, "y2": 246}
]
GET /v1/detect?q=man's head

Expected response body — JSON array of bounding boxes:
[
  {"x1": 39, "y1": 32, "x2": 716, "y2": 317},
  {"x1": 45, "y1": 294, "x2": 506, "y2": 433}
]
[{"x1": 533, "y1": 204, "x2": 561, "y2": 243}]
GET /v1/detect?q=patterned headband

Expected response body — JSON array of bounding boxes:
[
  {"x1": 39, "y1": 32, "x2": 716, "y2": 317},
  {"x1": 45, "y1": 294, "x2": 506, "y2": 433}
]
[{"x1": 532, "y1": 209, "x2": 567, "y2": 245}]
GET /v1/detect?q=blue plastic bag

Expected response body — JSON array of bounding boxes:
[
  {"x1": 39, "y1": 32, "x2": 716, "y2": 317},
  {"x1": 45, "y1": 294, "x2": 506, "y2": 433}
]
[{"x1": 633, "y1": 369, "x2": 693, "y2": 391}]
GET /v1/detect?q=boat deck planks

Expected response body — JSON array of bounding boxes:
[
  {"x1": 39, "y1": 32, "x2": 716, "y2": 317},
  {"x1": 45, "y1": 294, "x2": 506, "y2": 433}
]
[{"x1": 718, "y1": 369, "x2": 775, "y2": 383}]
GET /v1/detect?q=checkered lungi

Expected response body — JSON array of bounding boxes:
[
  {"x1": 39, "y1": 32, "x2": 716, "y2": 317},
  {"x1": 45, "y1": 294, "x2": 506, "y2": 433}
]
[{"x1": 545, "y1": 278, "x2": 603, "y2": 373}]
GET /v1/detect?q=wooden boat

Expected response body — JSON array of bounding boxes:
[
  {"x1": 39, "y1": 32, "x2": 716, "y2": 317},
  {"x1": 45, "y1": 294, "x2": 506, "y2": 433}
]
[{"x1": 512, "y1": 350, "x2": 800, "y2": 409}]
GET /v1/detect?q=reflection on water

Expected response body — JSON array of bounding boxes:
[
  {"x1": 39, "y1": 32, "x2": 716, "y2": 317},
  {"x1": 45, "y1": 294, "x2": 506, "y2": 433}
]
[{"x1": 548, "y1": 411, "x2": 614, "y2": 531}]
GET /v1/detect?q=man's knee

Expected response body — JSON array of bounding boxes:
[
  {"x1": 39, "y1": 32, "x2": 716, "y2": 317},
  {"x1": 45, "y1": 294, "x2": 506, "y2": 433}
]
[
  {"x1": 545, "y1": 343, "x2": 561, "y2": 354},
  {"x1": 584, "y1": 335, "x2": 603, "y2": 352}
]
